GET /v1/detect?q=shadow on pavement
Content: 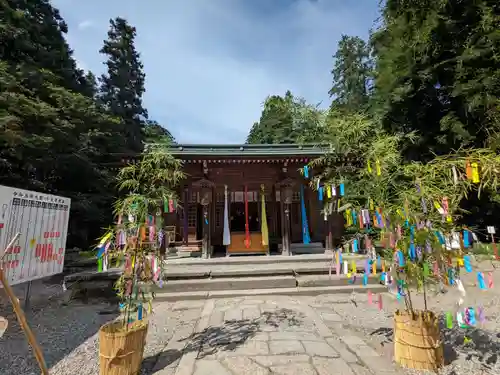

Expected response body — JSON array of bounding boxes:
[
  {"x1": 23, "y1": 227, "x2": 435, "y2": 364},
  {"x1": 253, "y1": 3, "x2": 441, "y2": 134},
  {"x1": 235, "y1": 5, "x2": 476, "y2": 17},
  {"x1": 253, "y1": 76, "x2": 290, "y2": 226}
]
[{"x1": 142, "y1": 307, "x2": 305, "y2": 374}]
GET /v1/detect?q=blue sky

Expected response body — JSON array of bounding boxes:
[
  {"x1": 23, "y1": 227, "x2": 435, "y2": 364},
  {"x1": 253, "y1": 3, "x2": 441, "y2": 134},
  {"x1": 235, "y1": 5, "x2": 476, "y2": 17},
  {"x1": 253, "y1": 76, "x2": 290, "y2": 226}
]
[{"x1": 52, "y1": 0, "x2": 380, "y2": 144}]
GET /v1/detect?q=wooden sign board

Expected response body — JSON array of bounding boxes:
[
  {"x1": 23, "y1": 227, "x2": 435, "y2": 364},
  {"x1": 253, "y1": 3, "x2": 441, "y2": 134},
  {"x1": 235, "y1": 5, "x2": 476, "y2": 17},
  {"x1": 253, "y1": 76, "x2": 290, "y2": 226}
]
[{"x1": 0, "y1": 186, "x2": 71, "y2": 286}]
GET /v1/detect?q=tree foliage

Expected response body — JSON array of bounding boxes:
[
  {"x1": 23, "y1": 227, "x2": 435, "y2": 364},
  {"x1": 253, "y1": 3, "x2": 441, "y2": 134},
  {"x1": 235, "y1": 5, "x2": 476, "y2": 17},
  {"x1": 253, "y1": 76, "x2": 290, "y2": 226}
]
[
  {"x1": 246, "y1": 91, "x2": 323, "y2": 144},
  {"x1": 329, "y1": 35, "x2": 373, "y2": 113},
  {"x1": 0, "y1": 1, "x2": 175, "y2": 249},
  {"x1": 99, "y1": 17, "x2": 148, "y2": 153},
  {"x1": 371, "y1": 0, "x2": 500, "y2": 160}
]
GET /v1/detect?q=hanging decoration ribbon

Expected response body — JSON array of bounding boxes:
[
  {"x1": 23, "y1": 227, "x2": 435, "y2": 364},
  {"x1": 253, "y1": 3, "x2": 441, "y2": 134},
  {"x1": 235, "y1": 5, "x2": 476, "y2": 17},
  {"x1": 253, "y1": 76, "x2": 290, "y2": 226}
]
[
  {"x1": 260, "y1": 184, "x2": 269, "y2": 247},
  {"x1": 223, "y1": 185, "x2": 231, "y2": 246},
  {"x1": 244, "y1": 185, "x2": 250, "y2": 248},
  {"x1": 375, "y1": 159, "x2": 381, "y2": 176},
  {"x1": 466, "y1": 160, "x2": 473, "y2": 180},
  {"x1": 303, "y1": 165, "x2": 309, "y2": 179},
  {"x1": 471, "y1": 162, "x2": 480, "y2": 183},
  {"x1": 148, "y1": 215, "x2": 155, "y2": 243},
  {"x1": 300, "y1": 184, "x2": 311, "y2": 244}
]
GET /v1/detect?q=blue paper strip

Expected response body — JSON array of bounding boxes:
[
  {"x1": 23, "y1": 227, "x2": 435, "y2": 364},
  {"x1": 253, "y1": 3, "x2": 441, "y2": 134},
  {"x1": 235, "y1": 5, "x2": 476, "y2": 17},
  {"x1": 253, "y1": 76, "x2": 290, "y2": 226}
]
[
  {"x1": 398, "y1": 250, "x2": 405, "y2": 267},
  {"x1": 353, "y1": 239, "x2": 359, "y2": 253},
  {"x1": 409, "y1": 243, "x2": 416, "y2": 260},
  {"x1": 380, "y1": 272, "x2": 386, "y2": 283},
  {"x1": 468, "y1": 308, "x2": 476, "y2": 325},
  {"x1": 448, "y1": 268, "x2": 455, "y2": 285},
  {"x1": 304, "y1": 165, "x2": 309, "y2": 179},
  {"x1": 363, "y1": 274, "x2": 368, "y2": 286},
  {"x1": 318, "y1": 186, "x2": 323, "y2": 201},
  {"x1": 435, "y1": 231, "x2": 445, "y2": 245},
  {"x1": 464, "y1": 255, "x2": 472, "y2": 272},
  {"x1": 478, "y1": 272, "x2": 486, "y2": 290},
  {"x1": 463, "y1": 230, "x2": 470, "y2": 248},
  {"x1": 339, "y1": 183, "x2": 345, "y2": 196}
]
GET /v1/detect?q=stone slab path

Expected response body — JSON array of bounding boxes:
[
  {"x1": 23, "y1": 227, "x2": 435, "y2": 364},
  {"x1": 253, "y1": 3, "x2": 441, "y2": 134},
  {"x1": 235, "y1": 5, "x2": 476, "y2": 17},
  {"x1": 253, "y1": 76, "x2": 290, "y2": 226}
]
[{"x1": 149, "y1": 296, "x2": 403, "y2": 375}]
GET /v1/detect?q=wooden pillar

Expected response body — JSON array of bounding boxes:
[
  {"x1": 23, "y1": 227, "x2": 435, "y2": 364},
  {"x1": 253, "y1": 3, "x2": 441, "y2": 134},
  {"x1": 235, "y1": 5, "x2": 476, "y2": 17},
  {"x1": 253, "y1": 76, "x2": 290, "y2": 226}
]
[
  {"x1": 183, "y1": 187, "x2": 189, "y2": 244},
  {"x1": 271, "y1": 184, "x2": 277, "y2": 241}
]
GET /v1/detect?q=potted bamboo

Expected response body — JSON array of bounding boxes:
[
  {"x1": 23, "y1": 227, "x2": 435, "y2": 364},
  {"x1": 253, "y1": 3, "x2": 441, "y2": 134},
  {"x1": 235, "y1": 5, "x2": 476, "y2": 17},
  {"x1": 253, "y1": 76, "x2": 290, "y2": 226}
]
[
  {"x1": 379, "y1": 151, "x2": 500, "y2": 371},
  {"x1": 97, "y1": 143, "x2": 184, "y2": 375},
  {"x1": 308, "y1": 111, "x2": 500, "y2": 371}
]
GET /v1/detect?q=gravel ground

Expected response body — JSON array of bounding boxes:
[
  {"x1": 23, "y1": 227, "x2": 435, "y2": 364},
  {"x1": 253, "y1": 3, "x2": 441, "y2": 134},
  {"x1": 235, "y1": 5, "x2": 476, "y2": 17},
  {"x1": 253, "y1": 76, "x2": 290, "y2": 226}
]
[
  {"x1": 0, "y1": 279, "x2": 199, "y2": 375},
  {"x1": 1, "y1": 260, "x2": 499, "y2": 375},
  {"x1": 310, "y1": 260, "x2": 500, "y2": 375}
]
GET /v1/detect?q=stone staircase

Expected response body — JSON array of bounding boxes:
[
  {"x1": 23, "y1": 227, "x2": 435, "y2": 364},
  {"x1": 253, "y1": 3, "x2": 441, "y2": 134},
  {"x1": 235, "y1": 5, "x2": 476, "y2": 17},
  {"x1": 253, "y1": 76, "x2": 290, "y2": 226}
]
[
  {"x1": 154, "y1": 254, "x2": 386, "y2": 300},
  {"x1": 63, "y1": 253, "x2": 387, "y2": 302}
]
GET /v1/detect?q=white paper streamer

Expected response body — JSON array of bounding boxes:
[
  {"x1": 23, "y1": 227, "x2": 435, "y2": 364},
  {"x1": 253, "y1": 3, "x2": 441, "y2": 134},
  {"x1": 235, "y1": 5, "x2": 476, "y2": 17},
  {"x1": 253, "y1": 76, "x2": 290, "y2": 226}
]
[{"x1": 223, "y1": 185, "x2": 231, "y2": 245}]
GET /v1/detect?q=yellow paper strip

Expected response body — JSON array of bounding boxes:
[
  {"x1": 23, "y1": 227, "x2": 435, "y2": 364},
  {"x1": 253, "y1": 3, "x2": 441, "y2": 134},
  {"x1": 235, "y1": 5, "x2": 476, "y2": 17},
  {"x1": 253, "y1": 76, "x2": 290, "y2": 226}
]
[{"x1": 471, "y1": 163, "x2": 480, "y2": 183}]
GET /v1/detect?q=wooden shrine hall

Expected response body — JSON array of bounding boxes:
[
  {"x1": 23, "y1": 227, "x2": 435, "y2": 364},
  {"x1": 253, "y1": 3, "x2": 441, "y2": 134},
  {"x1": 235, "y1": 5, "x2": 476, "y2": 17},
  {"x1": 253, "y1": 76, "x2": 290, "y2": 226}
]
[{"x1": 160, "y1": 144, "x2": 335, "y2": 258}]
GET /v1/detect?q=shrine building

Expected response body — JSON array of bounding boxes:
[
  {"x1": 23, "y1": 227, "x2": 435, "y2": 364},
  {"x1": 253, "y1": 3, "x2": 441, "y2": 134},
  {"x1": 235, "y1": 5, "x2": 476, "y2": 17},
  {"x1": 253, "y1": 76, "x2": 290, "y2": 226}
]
[{"x1": 158, "y1": 143, "x2": 340, "y2": 258}]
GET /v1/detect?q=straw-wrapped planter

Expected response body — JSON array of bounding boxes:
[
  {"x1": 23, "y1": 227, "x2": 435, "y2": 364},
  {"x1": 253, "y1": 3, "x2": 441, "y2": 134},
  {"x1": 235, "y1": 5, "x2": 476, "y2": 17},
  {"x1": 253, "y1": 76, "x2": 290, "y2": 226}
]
[
  {"x1": 99, "y1": 319, "x2": 149, "y2": 375},
  {"x1": 394, "y1": 310, "x2": 444, "y2": 371}
]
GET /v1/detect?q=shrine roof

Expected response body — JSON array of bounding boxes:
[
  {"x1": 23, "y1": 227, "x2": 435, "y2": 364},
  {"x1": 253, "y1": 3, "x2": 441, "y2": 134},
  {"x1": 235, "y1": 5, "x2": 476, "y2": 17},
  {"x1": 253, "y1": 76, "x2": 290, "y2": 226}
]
[{"x1": 164, "y1": 143, "x2": 326, "y2": 158}]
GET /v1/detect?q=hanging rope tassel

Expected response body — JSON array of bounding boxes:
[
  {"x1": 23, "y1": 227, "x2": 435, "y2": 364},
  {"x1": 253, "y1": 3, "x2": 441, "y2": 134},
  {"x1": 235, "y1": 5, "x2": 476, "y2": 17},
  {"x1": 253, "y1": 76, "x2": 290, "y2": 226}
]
[
  {"x1": 244, "y1": 185, "x2": 250, "y2": 249},
  {"x1": 300, "y1": 184, "x2": 311, "y2": 244}
]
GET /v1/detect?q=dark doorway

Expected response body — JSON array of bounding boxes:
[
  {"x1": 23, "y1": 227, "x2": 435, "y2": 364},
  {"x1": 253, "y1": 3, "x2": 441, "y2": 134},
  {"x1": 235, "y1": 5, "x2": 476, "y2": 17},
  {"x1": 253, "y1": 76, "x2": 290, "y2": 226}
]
[{"x1": 230, "y1": 202, "x2": 259, "y2": 232}]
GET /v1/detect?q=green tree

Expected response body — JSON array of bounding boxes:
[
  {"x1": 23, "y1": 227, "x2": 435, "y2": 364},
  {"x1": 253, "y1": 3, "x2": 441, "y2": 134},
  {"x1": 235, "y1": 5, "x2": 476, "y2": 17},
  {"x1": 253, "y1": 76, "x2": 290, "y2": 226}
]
[
  {"x1": 99, "y1": 17, "x2": 148, "y2": 153},
  {"x1": 329, "y1": 35, "x2": 373, "y2": 113},
  {"x1": 371, "y1": 0, "x2": 500, "y2": 161},
  {"x1": 0, "y1": 0, "x2": 120, "y2": 248},
  {"x1": 246, "y1": 91, "x2": 323, "y2": 144},
  {"x1": 144, "y1": 120, "x2": 175, "y2": 144},
  {"x1": 0, "y1": 0, "x2": 92, "y2": 94}
]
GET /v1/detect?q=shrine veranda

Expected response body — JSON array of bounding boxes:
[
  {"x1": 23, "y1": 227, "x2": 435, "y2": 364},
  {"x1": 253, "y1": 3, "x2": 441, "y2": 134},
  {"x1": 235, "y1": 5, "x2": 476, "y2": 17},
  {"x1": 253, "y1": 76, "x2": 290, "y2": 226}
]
[{"x1": 119, "y1": 143, "x2": 351, "y2": 258}]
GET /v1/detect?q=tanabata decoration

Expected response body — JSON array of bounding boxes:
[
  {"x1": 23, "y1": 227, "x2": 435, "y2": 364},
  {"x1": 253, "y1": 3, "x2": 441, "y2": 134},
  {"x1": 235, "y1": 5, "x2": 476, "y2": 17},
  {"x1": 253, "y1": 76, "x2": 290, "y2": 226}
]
[{"x1": 304, "y1": 144, "x2": 500, "y2": 372}]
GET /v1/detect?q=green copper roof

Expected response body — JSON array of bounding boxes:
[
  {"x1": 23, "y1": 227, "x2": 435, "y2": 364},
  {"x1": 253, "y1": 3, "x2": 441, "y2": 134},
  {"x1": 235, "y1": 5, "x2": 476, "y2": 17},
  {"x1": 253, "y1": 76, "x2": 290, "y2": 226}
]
[{"x1": 166, "y1": 143, "x2": 327, "y2": 157}]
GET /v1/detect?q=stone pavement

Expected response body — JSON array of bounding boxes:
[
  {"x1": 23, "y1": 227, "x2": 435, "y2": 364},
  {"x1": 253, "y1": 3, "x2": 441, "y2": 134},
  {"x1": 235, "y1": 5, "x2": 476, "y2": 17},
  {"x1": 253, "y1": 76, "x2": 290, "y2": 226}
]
[{"x1": 148, "y1": 296, "x2": 403, "y2": 375}]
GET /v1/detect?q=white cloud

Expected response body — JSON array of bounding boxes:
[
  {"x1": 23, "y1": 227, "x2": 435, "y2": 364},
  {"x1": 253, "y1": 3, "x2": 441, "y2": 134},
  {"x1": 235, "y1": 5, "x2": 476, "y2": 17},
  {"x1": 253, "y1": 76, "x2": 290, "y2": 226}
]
[
  {"x1": 77, "y1": 20, "x2": 93, "y2": 31},
  {"x1": 51, "y1": 0, "x2": 380, "y2": 143}
]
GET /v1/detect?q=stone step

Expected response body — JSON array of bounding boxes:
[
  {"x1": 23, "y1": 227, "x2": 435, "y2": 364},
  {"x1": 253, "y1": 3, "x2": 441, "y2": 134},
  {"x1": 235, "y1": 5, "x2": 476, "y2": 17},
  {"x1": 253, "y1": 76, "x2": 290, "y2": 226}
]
[
  {"x1": 153, "y1": 284, "x2": 388, "y2": 301},
  {"x1": 296, "y1": 274, "x2": 380, "y2": 288},
  {"x1": 159, "y1": 275, "x2": 297, "y2": 293},
  {"x1": 279, "y1": 242, "x2": 325, "y2": 255},
  {"x1": 164, "y1": 258, "x2": 374, "y2": 279},
  {"x1": 164, "y1": 253, "x2": 365, "y2": 267},
  {"x1": 158, "y1": 273, "x2": 381, "y2": 293}
]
